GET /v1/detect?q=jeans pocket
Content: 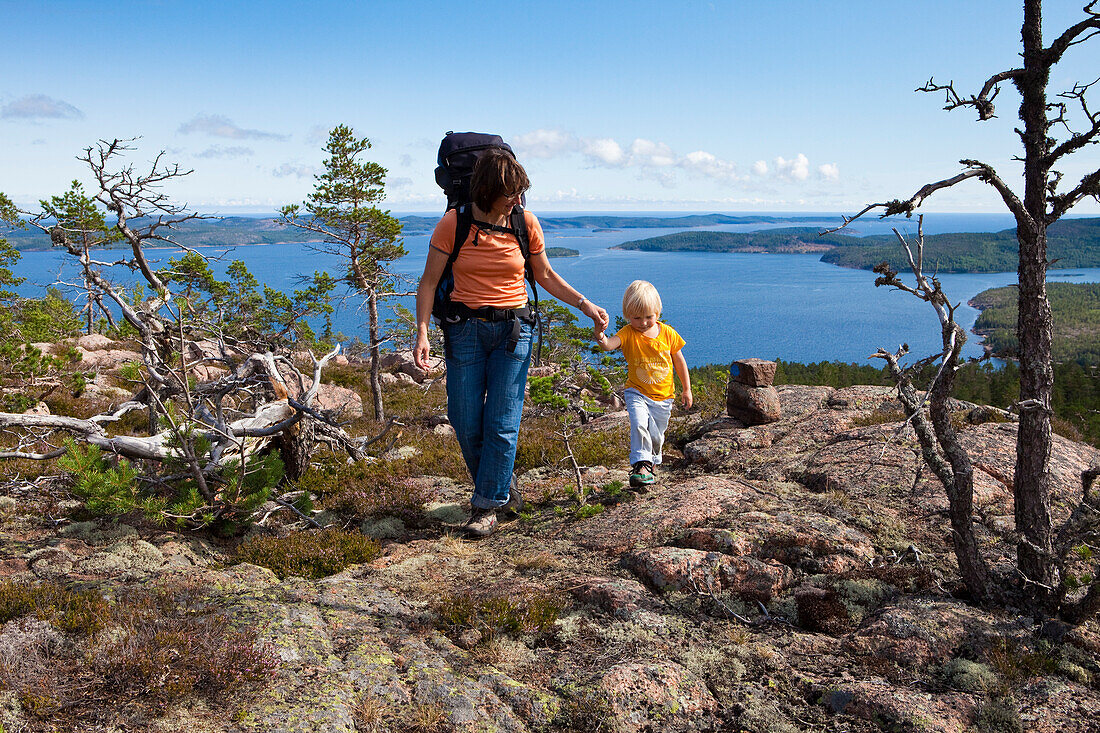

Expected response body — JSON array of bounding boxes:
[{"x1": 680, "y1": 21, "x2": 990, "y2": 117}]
[
  {"x1": 444, "y1": 319, "x2": 476, "y2": 363},
  {"x1": 506, "y1": 321, "x2": 533, "y2": 363}
]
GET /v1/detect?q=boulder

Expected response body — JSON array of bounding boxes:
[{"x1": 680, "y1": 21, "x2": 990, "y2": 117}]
[
  {"x1": 72, "y1": 334, "x2": 115, "y2": 351},
  {"x1": 726, "y1": 380, "x2": 781, "y2": 424},
  {"x1": 379, "y1": 349, "x2": 442, "y2": 383},
  {"x1": 78, "y1": 348, "x2": 143, "y2": 370},
  {"x1": 729, "y1": 358, "x2": 777, "y2": 387}
]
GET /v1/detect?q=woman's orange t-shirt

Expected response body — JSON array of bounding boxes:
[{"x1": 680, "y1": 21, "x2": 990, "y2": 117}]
[{"x1": 429, "y1": 209, "x2": 545, "y2": 309}]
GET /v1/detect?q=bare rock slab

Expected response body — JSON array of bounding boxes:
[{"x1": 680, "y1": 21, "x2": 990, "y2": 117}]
[
  {"x1": 624, "y1": 546, "x2": 795, "y2": 601},
  {"x1": 565, "y1": 476, "x2": 753, "y2": 554},
  {"x1": 596, "y1": 660, "x2": 718, "y2": 733}
]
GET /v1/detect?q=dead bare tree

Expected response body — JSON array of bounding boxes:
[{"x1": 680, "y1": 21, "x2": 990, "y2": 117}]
[
  {"x1": 1, "y1": 139, "x2": 378, "y2": 524},
  {"x1": 870, "y1": 218, "x2": 992, "y2": 601},
  {"x1": 826, "y1": 1, "x2": 1100, "y2": 610}
]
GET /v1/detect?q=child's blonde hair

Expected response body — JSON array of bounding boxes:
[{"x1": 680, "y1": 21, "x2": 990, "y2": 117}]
[{"x1": 622, "y1": 280, "x2": 662, "y2": 318}]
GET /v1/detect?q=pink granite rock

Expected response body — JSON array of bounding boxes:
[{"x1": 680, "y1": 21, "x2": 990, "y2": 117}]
[
  {"x1": 729, "y1": 358, "x2": 777, "y2": 387},
  {"x1": 596, "y1": 660, "x2": 718, "y2": 732},
  {"x1": 726, "y1": 381, "x2": 781, "y2": 424}
]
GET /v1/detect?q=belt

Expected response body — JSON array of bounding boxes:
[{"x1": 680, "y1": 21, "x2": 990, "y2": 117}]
[{"x1": 452, "y1": 304, "x2": 534, "y2": 323}]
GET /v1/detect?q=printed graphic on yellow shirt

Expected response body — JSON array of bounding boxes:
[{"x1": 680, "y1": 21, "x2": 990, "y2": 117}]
[{"x1": 633, "y1": 358, "x2": 670, "y2": 386}]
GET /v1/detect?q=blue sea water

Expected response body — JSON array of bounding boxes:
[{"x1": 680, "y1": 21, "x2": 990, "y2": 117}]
[{"x1": 12, "y1": 212, "x2": 1100, "y2": 368}]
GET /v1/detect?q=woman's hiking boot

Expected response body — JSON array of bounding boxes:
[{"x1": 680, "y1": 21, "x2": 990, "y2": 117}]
[
  {"x1": 501, "y1": 477, "x2": 524, "y2": 517},
  {"x1": 464, "y1": 508, "x2": 497, "y2": 538},
  {"x1": 629, "y1": 461, "x2": 656, "y2": 489}
]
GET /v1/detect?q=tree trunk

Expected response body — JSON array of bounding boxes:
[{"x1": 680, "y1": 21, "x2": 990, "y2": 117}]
[
  {"x1": 929, "y1": 343, "x2": 991, "y2": 600},
  {"x1": 368, "y1": 289, "x2": 383, "y2": 420},
  {"x1": 280, "y1": 418, "x2": 316, "y2": 481},
  {"x1": 1013, "y1": 0, "x2": 1057, "y2": 599}
]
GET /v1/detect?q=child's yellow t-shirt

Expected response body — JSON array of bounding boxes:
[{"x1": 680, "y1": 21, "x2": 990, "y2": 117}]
[{"x1": 616, "y1": 322, "x2": 686, "y2": 401}]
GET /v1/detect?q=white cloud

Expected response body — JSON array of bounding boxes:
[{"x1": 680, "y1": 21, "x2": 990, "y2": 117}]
[
  {"x1": 306, "y1": 125, "x2": 328, "y2": 144},
  {"x1": 179, "y1": 114, "x2": 288, "y2": 141},
  {"x1": 195, "y1": 145, "x2": 254, "y2": 159},
  {"x1": 2, "y1": 94, "x2": 84, "y2": 120},
  {"x1": 680, "y1": 150, "x2": 742, "y2": 182},
  {"x1": 511, "y1": 129, "x2": 829, "y2": 190},
  {"x1": 512, "y1": 129, "x2": 579, "y2": 158},
  {"x1": 630, "y1": 138, "x2": 676, "y2": 167},
  {"x1": 387, "y1": 176, "x2": 413, "y2": 189},
  {"x1": 582, "y1": 137, "x2": 626, "y2": 166},
  {"x1": 775, "y1": 154, "x2": 810, "y2": 181},
  {"x1": 272, "y1": 163, "x2": 317, "y2": 179}
]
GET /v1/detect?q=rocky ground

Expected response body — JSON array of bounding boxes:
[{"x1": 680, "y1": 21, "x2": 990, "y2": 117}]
[{"x1": 3, "y1": 378, "x2": 1100, "y2": 732}]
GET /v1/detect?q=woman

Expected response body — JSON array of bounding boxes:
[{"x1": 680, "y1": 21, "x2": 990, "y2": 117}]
[{"x1": 413, "y1": 149, "x2": 609, "y2": 537}]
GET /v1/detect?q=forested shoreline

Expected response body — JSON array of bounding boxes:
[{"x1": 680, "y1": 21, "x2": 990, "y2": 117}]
[{"x1": 617, "y1": 217, "x2": 1100, "y2": 273}]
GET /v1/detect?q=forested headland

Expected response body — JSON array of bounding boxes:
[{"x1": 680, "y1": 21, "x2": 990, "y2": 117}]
[
  {"x1": 970, "y1": 282, "x2": 1100, "y2": 365},
  {"x1": 617, "y1": 217, "x2": 1100, "y2": 273}
]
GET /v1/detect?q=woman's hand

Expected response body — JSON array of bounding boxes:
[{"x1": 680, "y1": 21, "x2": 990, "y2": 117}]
[
  {"x1": 413, "y1": 330, "x2": 432, "y2": 370},
  {"x1": 581, "y1": 299, "x2": 609, "y2": 332}
]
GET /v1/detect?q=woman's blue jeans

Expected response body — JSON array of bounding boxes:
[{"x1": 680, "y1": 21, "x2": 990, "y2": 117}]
[{"x1": 444, "y1": 317, "x2": 532, "y2": 509}]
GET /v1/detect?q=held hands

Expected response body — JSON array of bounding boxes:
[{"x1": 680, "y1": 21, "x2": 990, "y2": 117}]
[{"x1": 581, "y1": 299, "x2": 609, "y2": 332}]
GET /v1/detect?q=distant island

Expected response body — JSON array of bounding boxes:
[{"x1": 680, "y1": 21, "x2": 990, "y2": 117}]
[
  {"x1": 6, "y1": 214, "x2": 1100, "y2": 275},
  {"x1": 3, "y1": 212, "x2": 833, "y2": 251},
  {"x1": 616, "y1": 218, "x2": 1100, "y2": 273},
  {"x1": 545, "y1": 247, "x2": 579, "y2": 258},
  {"x1": 398, "y1": 212, "x2": 832, "y2": 235}
]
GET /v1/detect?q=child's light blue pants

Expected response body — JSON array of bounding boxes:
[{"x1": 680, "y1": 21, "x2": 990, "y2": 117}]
[{"x1": 624, "y1": 387, "x2": 674, "y2": 466}]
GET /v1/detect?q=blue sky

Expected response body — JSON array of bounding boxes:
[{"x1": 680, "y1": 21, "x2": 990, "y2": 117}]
[{"x1": 2, "y1": 1, "x2": 1099, "y2": 214}]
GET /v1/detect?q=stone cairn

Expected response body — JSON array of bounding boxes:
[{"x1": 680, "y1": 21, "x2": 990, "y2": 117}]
[{"x1": 726, "y1": 358, "x2": 781, "y2": 425}]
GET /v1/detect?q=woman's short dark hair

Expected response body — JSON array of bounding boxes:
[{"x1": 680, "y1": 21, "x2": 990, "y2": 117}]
[{"x1": 470, "y1": 148, "x2": 530, "y2": 213}]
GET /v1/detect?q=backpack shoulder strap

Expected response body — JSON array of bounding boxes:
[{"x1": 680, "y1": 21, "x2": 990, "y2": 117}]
[
  {"x1": 510, "y1": 205, "x2": 531, "y2": 259},
  {"x1": 451, "y1": 205, "x2": 474, "y2": 264}
]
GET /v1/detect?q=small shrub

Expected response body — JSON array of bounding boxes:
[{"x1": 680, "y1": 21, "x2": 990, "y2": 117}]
[
  {"x1": 942, "y1": 657, "x2": 998, "y2": 692},
  {"x1": 849, "y1": 408, "x2": 907, "y2": 427},
  {"x1": 986, "y1": 638, "x2": 1055, "y2": 683},
  {"x1": 436, "y1": 589, "x2": 564, "y2": 644},
  {"x1": 299, "y1": 458, "x2": 438, "y2": 522},
  {"x1": 0, "y1": 580, "x2": 278, "y2": 728},
  {"x1": 62, "y1": 446, "x2": 102, "y2": 503},
  {"x1": 235, "y1": 527, "x2": 381, "y2": 579},
  {"x1": 574, "y1": 503, "x2": 604, "y2": 520},
  {"x1": 976, "y1": 699, "x2": 1023, "y2": 733},
  {"x1": 0, "y1": 579, "x2": 110, "y2": 635},
  {"x1": 514, "y1": 416, "x2": 629, "y2": 473}
]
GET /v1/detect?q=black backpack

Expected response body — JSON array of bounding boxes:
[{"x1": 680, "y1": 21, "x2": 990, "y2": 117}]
[{"x1": 432, "y1": 132, "x2": 542, "y2": 357}]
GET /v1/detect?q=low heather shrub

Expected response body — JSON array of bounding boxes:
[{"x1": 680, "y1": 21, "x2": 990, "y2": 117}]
[{"x1": 235, "y1": 527, "x2": 381, "y2": 579}]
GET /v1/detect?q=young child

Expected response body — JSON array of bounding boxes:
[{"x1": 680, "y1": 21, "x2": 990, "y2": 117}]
[{"x1": 594, "y1": 280, "x2": 692, "y2": 488}]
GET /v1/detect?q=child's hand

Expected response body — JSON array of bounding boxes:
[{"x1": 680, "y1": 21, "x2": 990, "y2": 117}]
[
  {"x1": 593, "y1": 327, "x2": 605, "y2": 342},
  {"x1": 680, "y1": 389, "x2": 693, "y2": 410}
]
